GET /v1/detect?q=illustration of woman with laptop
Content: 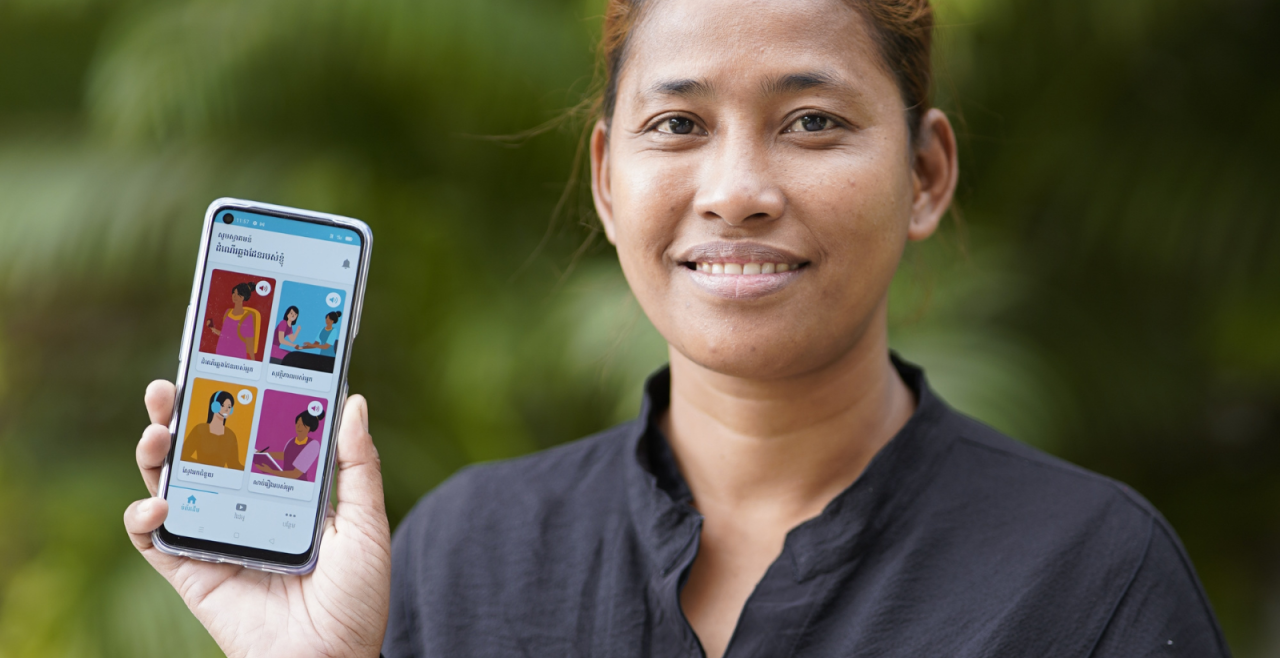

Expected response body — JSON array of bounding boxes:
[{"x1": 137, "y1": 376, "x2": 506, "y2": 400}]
[
  {"x1": 255, "y1": 407, "x2": 325, "y2": 481},
  {"x1": 182, "y1": 391, "x2": 243, "y2": 469},
  {"x1": 270, "y1": 305, "x2": 301, "y2": 364},
  {"x1": 206, "y1": 282, "x2": 261, "y2": 360}
]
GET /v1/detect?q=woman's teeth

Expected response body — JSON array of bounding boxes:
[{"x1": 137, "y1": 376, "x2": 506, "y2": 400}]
[{"x1": 695, "y1": 262, "x2": 794, "y2": 274}]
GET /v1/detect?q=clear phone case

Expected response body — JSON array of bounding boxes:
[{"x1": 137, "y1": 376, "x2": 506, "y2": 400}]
[{"x1": 151, "y1": 198, "x2": 372, "y2": 575}]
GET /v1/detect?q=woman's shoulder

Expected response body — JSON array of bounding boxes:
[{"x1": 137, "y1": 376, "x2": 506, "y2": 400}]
[
  {"x1": 927, "y1": 408, "x2": 1191, "y2": 582},
  {"x1": 920, "y1": 410, "x2": 1227, "y2": 653},
  {"x1": 941, "y1": 410, "x2": 1162, "y2": 524}
]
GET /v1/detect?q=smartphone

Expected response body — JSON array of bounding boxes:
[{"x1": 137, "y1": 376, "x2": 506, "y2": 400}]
[{"x1": 153, "y1": 198, "x2": 372, "y2": 574}]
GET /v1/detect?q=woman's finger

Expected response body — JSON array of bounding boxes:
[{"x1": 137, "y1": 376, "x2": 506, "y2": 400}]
[
  {"x1": 137, "y1": 424, "x2": 172, "y2": 496},
  {"x1": 123, "y1": 498, "x2": 187, "y2": 581},
  {"x1": 124, "y1": 497, "x2": 168, "y2": 552},
  {"x1": 145, "y1": 380, "x2": 177, "y2": 427}
]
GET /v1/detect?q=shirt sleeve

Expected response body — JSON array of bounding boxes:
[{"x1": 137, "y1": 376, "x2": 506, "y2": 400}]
[
  {"x1": 1088, "y1": 518, "x2": 1231, "y2": 657},
  {"x1": 293, "y1": 440, "x2": 321, "y2": 474},
  {"x1": 382, "y1": 501, "x2": 424, "y2": 658},
  {"x1": 181, "y1": 426, "x2": 199, "y2": 461}
]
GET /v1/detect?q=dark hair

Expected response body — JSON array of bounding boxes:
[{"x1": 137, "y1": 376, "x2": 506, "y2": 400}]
[
  {"x1": 283, "y1": 305, "x2": 300, "y2": 327},
  {"x1": 232, "y1": 282, "x2": 254, "y2": 301},
  {"x1": 325, "y1": 311, "x2": 342, "y2": 323},
  {"x1": 597, "y1": 0, "x2": 934, "y2": 140},
  {"x1": 207, "y1": 390, "x2": 235, "y2": 424},
  {"x1": 296, "y1": 408, "x2": 325, "y2": 432}
]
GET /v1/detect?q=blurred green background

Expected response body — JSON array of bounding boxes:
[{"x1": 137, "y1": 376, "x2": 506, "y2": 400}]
[{"x1": 0, "y1": 0, "x2": 1277, "y2": 655}]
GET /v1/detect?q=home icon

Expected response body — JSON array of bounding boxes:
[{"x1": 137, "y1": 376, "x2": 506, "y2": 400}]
[{"x1": 187, "y1": 495, "x2": 197, "y2": 504}]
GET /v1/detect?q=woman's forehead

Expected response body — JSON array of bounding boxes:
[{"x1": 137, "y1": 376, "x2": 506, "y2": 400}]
[{"x1": 621, "y1": 0, "x2": 889, "y2": 101}]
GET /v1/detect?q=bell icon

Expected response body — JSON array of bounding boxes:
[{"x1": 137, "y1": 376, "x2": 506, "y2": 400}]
[{"x1": 342, "y1": 259, "x2": 350, "y2": 269}]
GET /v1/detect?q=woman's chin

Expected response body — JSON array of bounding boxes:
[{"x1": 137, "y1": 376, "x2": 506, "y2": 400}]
[{"x1": 671, "y1": 336, "x2": 844, "y2": 382}]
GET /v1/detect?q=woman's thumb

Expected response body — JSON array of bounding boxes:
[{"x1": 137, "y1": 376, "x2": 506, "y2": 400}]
[{"x1": 333, "y1": 395, "x2": 387, "y2": 526}]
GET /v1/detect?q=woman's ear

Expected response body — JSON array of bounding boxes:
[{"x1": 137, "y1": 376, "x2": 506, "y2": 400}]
[
  {"x1": 908, "y1": 108, "x2": 959, "y2": 241},
  {"x1": 590, "y1": 119, "x2": 618, "y2": 245}
]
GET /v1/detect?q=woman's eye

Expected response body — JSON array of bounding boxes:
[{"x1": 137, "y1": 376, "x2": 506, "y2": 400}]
[
  {"x1": 788, "y1": 115, "x2": 834, "y2": 132},
  {"x1": 657, "y1": 117, "x2": 696, "y2": 135}
]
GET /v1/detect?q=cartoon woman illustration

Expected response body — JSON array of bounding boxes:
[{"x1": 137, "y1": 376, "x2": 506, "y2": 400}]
[
  {"x1": 256, "y1": 407, "x2": 324, "y2": 480},
  {"x1": 181, "y1": 391, "x2": 243, "y2": 469},
  {"x1": 270, "y1": 305, "x2": 301, "y2": 364},
  {"x1": 206, "y1": 282, "x2": 261, "y2": 360},
  {"x1": 301, "y1": 311, "x2": 341, "y2": 357}
]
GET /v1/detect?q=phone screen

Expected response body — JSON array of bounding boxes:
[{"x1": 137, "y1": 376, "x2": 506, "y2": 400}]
[{"x1": 161, "y1": 207, "x2": 363, "y2": 562}]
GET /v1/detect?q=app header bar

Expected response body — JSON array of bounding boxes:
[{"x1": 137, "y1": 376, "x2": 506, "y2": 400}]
[{"x1": 208, "y1": 222, "x2": 361, "y2": 286}]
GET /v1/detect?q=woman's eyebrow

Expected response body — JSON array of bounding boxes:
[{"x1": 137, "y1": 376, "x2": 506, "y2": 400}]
[{"x1": 643, "y1": 77, "x2": 715, "y2": 100}]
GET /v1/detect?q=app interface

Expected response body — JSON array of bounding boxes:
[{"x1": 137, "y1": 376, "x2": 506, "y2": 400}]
[{"x1": 163, "y1": 209, "x2": 361, "y2": 555}]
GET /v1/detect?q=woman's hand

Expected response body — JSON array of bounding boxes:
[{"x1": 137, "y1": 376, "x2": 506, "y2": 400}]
[{"x1": 125, "y1": 381, "x2": 391, "y2": 658}]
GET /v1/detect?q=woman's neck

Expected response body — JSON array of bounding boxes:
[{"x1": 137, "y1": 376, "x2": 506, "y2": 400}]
[{"x1": 661, "y1": 314, "x2": 914, "y2": 526}]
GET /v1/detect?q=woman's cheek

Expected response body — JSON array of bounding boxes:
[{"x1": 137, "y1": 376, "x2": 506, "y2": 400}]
[{"x1": 616, "y1": 162, "x2": 687, "y2": 258}]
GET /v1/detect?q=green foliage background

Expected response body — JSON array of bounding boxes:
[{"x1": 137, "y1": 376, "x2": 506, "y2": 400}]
[{"x1": 0, "y1": 0, "x2": 1276, "y2": 654}]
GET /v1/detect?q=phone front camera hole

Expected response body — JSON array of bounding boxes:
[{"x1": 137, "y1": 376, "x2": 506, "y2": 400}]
[{"x1": 222, "y1": 213, "x2": 235, "y2": 224}]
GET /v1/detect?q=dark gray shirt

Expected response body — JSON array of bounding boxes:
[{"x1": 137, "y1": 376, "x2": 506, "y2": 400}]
[{"x1": 383, "y1": 358, "x2": 1229, "y2": 657}]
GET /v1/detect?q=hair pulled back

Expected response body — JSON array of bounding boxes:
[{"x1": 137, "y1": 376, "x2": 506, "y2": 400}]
[
  {"x1": 296, "y1": 408, "x2": 325, "y2": 432},
  {"x1": 596, "y1": 0, "x2": 934, "y2": 138},
  {"x1": 233, "y1": 282, "x2": 254, "y2": 301}
]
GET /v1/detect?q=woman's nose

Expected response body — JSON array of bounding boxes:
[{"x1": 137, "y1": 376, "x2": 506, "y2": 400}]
[{"x1": 692, "y1": 138, "x2": 786, "y2": 227}]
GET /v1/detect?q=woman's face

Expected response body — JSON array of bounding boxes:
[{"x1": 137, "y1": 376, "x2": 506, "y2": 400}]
[
  {"x1": 231, "y1": 290, "x2": 244, "y2": 305},
  {"x1": 295, "y1": 418, "x2": 310, "y2": 436},
  {"x1": 217, "y1": 400, "x2": 233, "y2": 419},
  {"x1": 591, "y1": 0, "x2": 955, "y2": 379},
  {"x1": 324, "y1": 317, "x2": 334, "y2": 329},
  {"x1": 287, "y1": 309, "x2": 298, "y2": 324}
]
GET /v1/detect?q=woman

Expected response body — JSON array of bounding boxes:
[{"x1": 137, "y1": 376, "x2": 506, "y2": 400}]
[
  {"x1": 207, "y1": 282, "x2": 261, "y2": 361},
  {"x1": 301, "y1": 310, "x2": 341, "y2": 357},
  {"x1": 125, "y1": 0, "x2": 1228, "y2": 656},
  {"x1": 270, "y1": 305, "x2": 301, "y2": 364},
  {"x1": 180, "y1": 391, "x2": 242, "y2": 470},
  {"x1": 255, "y1": 408, "x2": 325, "y2": 480}
]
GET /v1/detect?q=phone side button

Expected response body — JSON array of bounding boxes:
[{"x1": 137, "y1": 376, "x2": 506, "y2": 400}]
[{"x1": 179, "y1": 305, "x2": 192, "y2": 361}]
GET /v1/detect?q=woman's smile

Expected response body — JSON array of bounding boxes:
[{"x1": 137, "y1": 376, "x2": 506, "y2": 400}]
[{"x1": 675, "y1": 240, "x2": 809, "y2": 300}]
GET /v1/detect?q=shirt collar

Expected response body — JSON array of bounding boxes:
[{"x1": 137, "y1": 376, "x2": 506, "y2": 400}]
[
  {"x1": 624, "y1": 368, "x2": 699, "y2": 576},
  {"x1": 624, "y1": 353, "x2": 956, "y2": 581}
]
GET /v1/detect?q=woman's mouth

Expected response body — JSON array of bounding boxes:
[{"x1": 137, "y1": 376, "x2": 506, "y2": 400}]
[
  {"x1": 674, "y1": 242, "x2": 809, "y2": 299},
  {"x1": 684, "y1": 261, "x2": 802, "y2": 274}
]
